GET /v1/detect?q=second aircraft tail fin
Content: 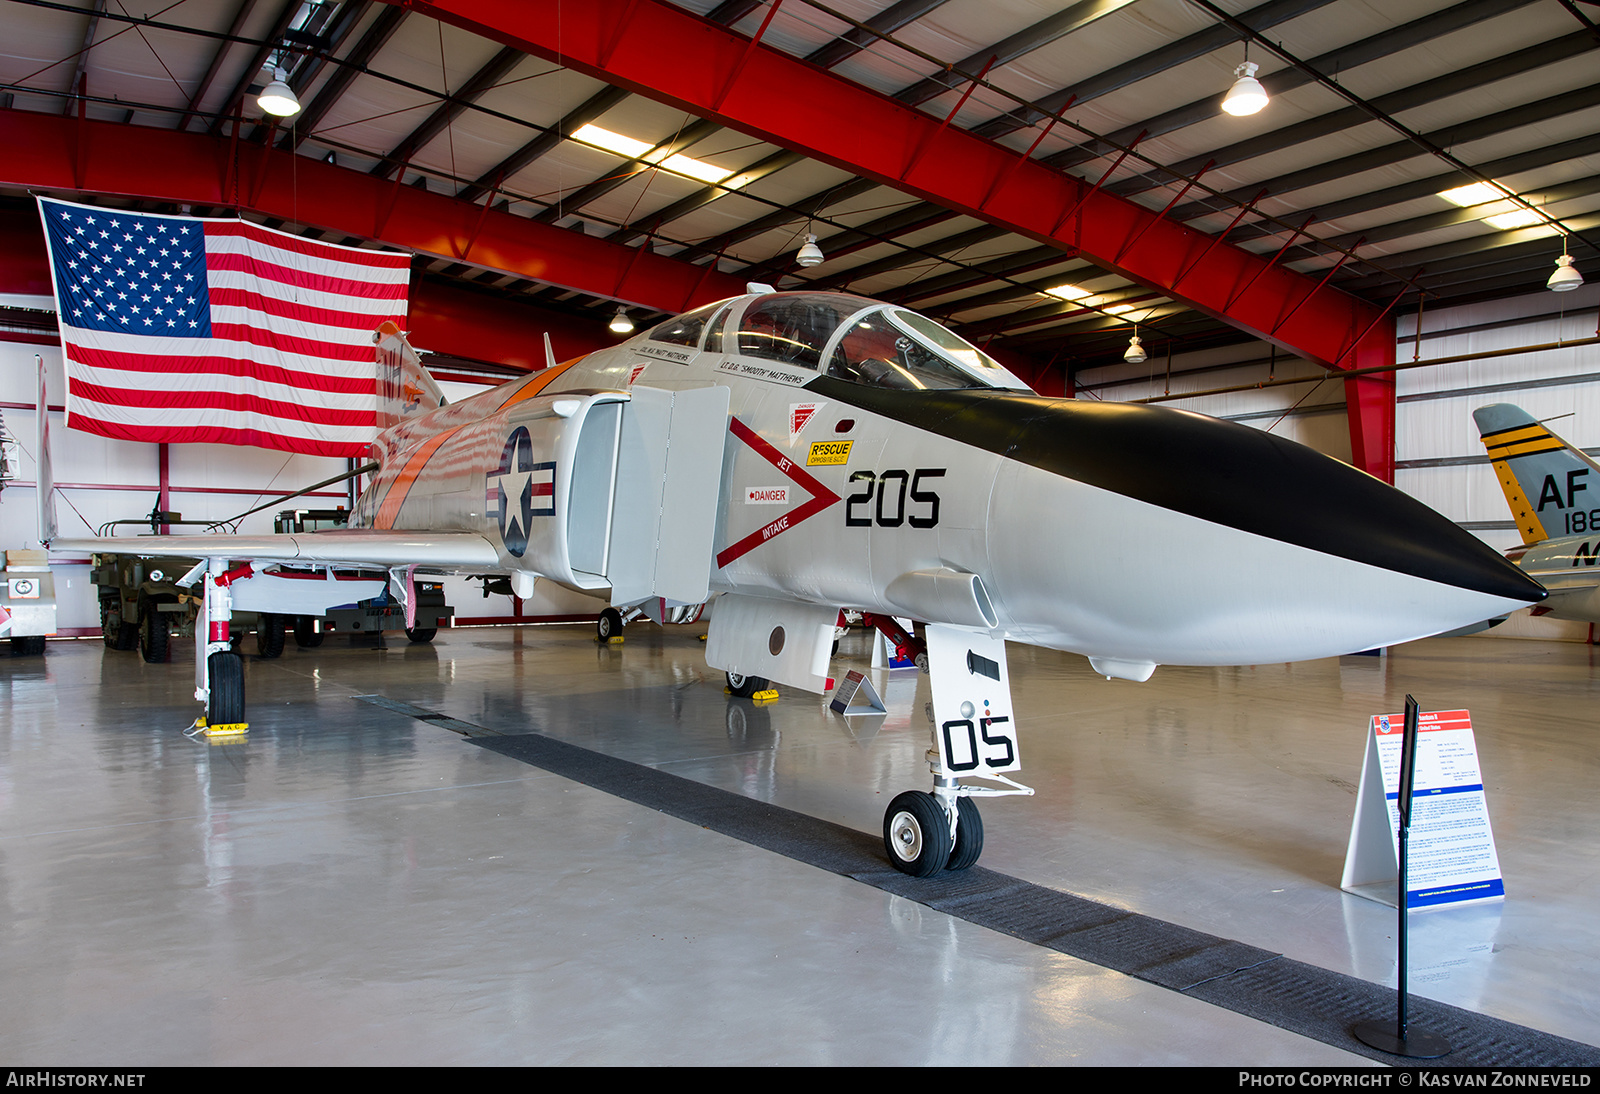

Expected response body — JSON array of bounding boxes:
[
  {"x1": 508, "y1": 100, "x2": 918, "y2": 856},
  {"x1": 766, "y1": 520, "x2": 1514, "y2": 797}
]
[
  {"x1": 375, "y1": 321, "x2": 446, "y2": 434},
  {"x1": 1473, "y1": 403, "x2": 1600, "y2": 546}
]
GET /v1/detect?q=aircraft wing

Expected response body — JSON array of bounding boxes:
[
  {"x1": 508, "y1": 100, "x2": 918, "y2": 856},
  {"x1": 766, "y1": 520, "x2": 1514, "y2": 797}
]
[
  {"x1": 51, "y1": 530, "x2": 503, "y2": 571},
  {"x1": 1523, "y1": 567, "x2": 1598, "y2": 597}
]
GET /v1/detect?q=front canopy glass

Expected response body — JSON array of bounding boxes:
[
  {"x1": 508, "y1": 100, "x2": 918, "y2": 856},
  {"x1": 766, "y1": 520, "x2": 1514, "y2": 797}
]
[{"x1": 730, "y1": 293, "x2": 1028, "y2": 391}]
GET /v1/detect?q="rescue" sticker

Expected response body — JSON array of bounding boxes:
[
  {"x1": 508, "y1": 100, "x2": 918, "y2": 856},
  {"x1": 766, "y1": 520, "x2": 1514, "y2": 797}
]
[{"x1": 806, "y1": 440, "x2": 853, "y2": 466}]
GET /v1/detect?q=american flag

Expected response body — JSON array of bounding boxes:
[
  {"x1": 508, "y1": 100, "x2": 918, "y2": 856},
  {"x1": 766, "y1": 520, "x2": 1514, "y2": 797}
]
[{"x1": 38, "y1": 197, "x2": 412, "y2": 458}]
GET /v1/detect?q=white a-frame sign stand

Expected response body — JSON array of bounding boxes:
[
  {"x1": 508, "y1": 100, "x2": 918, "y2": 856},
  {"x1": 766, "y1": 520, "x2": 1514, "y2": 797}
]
[
  {"x1": 830, "y1": 669, "x2": 887, "y2": 716},
  {"x1": 1342, "y1": 708, "x2": 1504, "y2": 909}
]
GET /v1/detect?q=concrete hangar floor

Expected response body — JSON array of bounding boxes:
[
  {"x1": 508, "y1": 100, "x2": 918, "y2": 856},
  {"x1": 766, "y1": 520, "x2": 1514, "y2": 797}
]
[{"x1": 1, "y1": 623, "x2": 1596, "y2": 1066}]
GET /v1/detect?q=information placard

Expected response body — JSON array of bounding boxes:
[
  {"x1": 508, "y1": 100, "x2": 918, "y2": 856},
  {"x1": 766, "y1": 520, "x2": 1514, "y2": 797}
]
[
  {"x1": 1342, "y1": 708, "x2": 1504, "y2": 909},
  {"x1": 829, "y1": 669, "x2": 886, "y2": 716}
]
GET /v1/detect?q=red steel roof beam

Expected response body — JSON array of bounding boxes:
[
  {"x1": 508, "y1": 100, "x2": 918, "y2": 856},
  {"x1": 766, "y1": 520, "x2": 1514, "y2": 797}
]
[
  {"x1": 980, "y1": 103, "x2": 1068, "y2": 212},
  {"x1": 1171, "y1": 188, "x2": 1268, "y2": 293},
  {"x1": 385, "y1": 0, "x2": 1395, "y2": 375},
  {"x1": 0, "y1": 107, "x2": 748, "y2": 316}
]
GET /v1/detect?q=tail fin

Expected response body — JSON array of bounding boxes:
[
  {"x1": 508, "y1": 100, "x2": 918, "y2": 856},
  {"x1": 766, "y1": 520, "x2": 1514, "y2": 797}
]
[
  {"x1": 1473, "y1": 403, "x2": 1600, "y2": 546},
  {"x1": 35, "y1": 353, "x2": 56, "y2": 546},
  {"x1": 375, "y1": 321, "x2": 446, "y2": 433}
]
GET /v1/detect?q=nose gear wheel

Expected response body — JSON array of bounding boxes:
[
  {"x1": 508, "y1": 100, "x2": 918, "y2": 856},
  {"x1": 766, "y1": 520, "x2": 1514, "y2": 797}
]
[{"x1": 883, "y1": 791, "x2": 950, "y2": 877}]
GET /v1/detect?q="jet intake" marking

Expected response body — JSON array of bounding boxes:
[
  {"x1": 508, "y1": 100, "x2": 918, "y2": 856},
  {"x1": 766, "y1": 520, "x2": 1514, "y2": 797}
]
[{"x1": 716, "y1": 418, "x2": 840, "y2": 568}]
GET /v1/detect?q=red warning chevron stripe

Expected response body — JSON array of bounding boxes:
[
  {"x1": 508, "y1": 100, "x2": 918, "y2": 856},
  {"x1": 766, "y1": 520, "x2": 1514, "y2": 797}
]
[{"x1": 715, "y1": 417, "x2": 842, "y2": 568}]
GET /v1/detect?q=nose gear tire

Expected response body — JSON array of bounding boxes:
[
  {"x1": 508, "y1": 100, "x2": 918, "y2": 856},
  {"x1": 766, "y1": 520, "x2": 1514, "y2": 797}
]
[
  {"x1": 883, "y1": 790, "x2": 951, "y2": 877},
  {"x1": 946, "y1": 796, "x2": 984, "y2": 871}
]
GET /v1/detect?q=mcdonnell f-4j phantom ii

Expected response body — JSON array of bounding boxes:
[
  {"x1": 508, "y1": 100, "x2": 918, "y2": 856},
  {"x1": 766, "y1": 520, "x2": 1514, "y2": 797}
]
[
  {"x1": 43, "y1": 289, "x2": 1544, "y2": 875},
  {"x1": 1475, "y1": 403, "x2": 1600, "y2": 624}
]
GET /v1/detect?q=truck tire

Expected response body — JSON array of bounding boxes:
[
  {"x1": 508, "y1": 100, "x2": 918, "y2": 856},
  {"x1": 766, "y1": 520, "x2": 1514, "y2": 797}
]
[
  {"x1": 255, "y1": 613, "x2": 285, "y2": 659},
  {"x1": 101, "y1": 599, "x2": 137, "y2": 651},
  {"x1": 139, "y1": 597, "x2": 169, "y2": 664}
]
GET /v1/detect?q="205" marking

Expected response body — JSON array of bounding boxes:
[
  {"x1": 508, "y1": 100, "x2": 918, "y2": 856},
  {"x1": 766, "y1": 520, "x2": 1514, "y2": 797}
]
[{"x1": 845, "y1": 468, "x2": 945, "y2": 528}]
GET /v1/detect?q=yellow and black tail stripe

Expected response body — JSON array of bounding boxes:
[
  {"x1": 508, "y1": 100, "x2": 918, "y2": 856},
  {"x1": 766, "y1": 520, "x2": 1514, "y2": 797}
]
[
  {"x1": 1486, "y1": 458, "x2": 1549, "y2": 546},
  {"x1": 1480, "y1": 423, "x2": 1565, "y2": 460}
]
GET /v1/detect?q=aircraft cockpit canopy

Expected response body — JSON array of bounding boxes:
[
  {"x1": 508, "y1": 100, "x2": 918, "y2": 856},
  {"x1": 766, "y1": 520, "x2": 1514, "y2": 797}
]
[
  {"x1": 646, "y1": 303, "x2": 724, "y2": 349},
  {"x1": 823, "y1": 307, "x2": 1030, "y2": 392},
  {"x1": 645, "y1": 293, "x2": 1031, "y2": 392}
]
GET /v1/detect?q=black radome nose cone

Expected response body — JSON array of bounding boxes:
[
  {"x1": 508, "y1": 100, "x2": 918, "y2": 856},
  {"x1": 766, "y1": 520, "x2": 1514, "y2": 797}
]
[{"x1": 810, "y1": 381, "x2": 1546, "y2": 605}]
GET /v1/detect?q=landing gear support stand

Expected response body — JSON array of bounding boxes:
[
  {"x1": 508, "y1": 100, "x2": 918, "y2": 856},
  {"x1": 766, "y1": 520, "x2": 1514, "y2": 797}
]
[
  {"x1": 862, "y1": 613, "x2": 926, "y2": 671},
  {"x1": 1352, "y1": 694, "x2": 1450, "y2": 1059}
]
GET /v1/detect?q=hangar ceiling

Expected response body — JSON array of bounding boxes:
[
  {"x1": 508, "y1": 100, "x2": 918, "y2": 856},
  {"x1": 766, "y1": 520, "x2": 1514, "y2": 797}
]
[{"x1": 0, "y1": 0, "x2": 1596, "y2": 382}]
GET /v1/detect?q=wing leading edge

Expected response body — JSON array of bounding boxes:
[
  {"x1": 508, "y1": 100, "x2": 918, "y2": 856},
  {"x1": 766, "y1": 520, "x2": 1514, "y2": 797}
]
[{"x1": 52, "y1": 530, "x2": 502, "y2": 572}]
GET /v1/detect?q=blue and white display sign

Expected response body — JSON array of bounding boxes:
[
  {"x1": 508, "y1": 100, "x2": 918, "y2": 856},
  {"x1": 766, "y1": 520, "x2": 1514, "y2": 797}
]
[{"x1": 1342, "y1": 708, "x2": 1505, "y2": 909}]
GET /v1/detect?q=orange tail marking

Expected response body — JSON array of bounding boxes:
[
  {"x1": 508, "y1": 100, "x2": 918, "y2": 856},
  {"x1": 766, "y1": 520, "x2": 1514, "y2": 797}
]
[
  {"x1": 372, "y1": 426, "x2": 463, "y2": 530},
  {"x1": 499, "y1": 358, "x2": 581, "y2": 409},
  {"x1": 371, "y1": 357, "x2": 583, "y2": 529}
]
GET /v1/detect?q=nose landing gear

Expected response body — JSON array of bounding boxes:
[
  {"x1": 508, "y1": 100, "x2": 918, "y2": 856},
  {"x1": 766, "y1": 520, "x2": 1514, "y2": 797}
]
[
  {"x1": 883, "y1": 789, "x2": 988, "y2": 877},
  {"x1": 880, "y1": 623, "x2": 1032, "y2": 877}
]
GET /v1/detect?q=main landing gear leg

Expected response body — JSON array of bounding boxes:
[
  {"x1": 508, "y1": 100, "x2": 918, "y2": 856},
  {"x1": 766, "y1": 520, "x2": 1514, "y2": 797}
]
[
  {"x1": 861, "y1": 613, "x2": 927, "y2": 672},
  {"x1": 882, "y1": 622, "x2": 1033, "y2": 878},
  {"x1": 191, "y1": 559, "x2": 252, "y2": 735}
]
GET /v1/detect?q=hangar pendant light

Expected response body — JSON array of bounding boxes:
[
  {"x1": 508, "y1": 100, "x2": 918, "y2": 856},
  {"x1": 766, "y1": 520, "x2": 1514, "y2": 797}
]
[
  {"x1": 257, "y1": 68, "x2": 301, "y2": 118},
  {"x1": 1124, "y1": 332, "x2": 1147, "y2": 364},
  {"x1": 796, "y1": 233, "x2": 825, "y2": 268},
  {"x1": 1222, "y1": 61, "x2": 1268, "y2": 117},
  {"x1": 1548, "y1": 237, "x2": 1583, "y2": 292},
  {"x1": 609, "y1": 306, "x2": 635, "y2": 334}
]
